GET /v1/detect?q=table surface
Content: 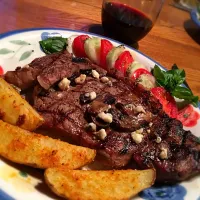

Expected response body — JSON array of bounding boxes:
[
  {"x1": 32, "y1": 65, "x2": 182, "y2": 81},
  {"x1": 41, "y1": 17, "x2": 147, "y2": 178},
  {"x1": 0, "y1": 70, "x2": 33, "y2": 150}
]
[{"x1": 0, "y1": 0, "x2": 200, "y2": 96}]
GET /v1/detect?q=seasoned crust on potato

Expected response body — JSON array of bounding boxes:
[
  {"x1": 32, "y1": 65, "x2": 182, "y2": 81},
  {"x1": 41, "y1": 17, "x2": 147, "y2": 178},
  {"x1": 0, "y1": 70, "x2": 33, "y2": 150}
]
[
  {"x1": 0, "y1": 78, "x2": 43, "y2": 131},
  {"x1": 0, "y1": 120, "x2": 96, "y2": 169},
  {"x1": 45, "y1": 168, "x2": 156, "y2": 200}
]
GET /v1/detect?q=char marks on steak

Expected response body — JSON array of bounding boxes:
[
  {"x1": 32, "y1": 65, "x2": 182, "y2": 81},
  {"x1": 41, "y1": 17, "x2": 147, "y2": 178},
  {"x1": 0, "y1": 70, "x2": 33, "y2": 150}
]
[{"x1": 4, "y1": 51, "x2": 200, "y2": 183}]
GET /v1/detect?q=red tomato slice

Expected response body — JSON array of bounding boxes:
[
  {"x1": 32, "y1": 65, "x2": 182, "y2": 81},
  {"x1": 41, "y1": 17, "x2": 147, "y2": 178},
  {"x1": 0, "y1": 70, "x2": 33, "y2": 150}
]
[
  {"x1": 151, "y1": 87, "x2": 178, "y2": 118},
  {"x1": 0, "y1": 66, "x2": 3, "y2": 75},
  {"x1": 72, "y1": 35, "x2": 90, "y2": 57},
  {"x1": 131, "y1": 68, "x2": 151, "y2": 80},
  {"x1": 100, "y1": 39, "x2": 113, "y2": 69},
  {"x1": 177, "y1": 105, "x2": 200, "y2": 127},
  {"x1": 114, "y1": 51, "x2": 134, "y2": 75}
]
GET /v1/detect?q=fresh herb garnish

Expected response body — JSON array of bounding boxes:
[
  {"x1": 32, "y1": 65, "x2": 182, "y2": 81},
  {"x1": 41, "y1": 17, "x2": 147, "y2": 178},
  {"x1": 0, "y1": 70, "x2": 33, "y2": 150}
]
[
  {"x1": 39, "y1": 37, "x2": 67, "y2": 54},
  {"x1": 153, "y1": 65, "x2": 199, "y2": 107}
]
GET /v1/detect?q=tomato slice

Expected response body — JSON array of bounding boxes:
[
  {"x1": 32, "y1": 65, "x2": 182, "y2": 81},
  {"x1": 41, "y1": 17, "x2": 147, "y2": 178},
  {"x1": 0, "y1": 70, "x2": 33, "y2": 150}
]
[
  {"x1": 151, "y1": 87, "x2": 178, "y2": 118},
  {"x1": 100, "y1": 39, "x2": 113, "y2": 69},
  {"x1": 114, "y1": 51, "x2": 134, "y2": 75},
  {"x1": 0, "y1": 66, "x2": 3, "y2": 75},
  {"x1": 72, "y1": 35, "x2": 90, "y2": 57},
  {"x1": 131, "y1": 68, "x2": 151, "y2": 80},
  {"x1": 177, "y1": 105, "x2": 200, "y2": 127}
]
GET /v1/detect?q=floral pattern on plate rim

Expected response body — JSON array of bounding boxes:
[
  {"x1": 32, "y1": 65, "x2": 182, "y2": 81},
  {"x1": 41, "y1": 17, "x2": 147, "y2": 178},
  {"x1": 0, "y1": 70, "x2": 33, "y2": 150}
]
[{"x1": 139, "y1": 184, "x2": 187, "y2": 200}]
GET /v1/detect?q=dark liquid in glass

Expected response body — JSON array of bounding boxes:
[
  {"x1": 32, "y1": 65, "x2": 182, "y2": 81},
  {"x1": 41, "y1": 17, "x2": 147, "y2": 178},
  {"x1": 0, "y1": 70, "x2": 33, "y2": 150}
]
[{"x1": 102, "y1": 2, "x2": 153, "y2": 44}]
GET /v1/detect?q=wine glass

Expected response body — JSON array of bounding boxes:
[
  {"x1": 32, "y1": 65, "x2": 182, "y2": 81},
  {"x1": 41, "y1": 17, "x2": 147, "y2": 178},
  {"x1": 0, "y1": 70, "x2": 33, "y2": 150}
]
[{"x1": 101, "y1": 0, "x2": 165, "y2": 46}]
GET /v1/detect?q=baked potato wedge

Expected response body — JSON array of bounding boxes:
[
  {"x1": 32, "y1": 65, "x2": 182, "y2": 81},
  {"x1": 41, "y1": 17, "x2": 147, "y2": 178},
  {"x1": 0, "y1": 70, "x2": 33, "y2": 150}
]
[
  {"x1": 0, "y1": 120, "x2": 96, "y2": 169},
  {"x1": 45, "y1": 168, "x2": 156, "y2": 200},
  {"x1": 0, "y1": 78, "x2": 43, "y2": 131}
]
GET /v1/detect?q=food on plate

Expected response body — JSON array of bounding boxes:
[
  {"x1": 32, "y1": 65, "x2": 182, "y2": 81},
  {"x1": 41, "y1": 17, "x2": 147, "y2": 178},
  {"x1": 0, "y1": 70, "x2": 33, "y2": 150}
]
[
  {"x1": 4, "y1": 52, "x2": 62, "y2": 90},
  {"x1": 131, "y1": 68, "x2": 151, "y2": 80},
  {"x1": 45, "y1": 168, "x2": 155, "y2": 200},
  {"x1": 99, "y1": 39, "x2": 113, "y2": 69},
  {"x1": 126, "y1": 61, "x2": 147, "y2": 78},
  {"x1": 67, "y1": 35, "x2": 79, "y2": 54},
  {"x1": 4, "y1": 50, "x2": 200, "y2": 183},
  {"x1": 0, "y1": 120, "x2": 96, "y2": 169},
  {"x1": 151, "y1": 87, "x2": 178, "y2": 118},
  {"x1": 136, "y1": 74, "x2": 156, "y2": 91},
  {"x1": 40, "y1": 37, "x2": 67, "y2": 54},
  {"x1": 114, "y1": 51, "x2": 134, "y2": 75},
  {"x1": 0, "y1": 78, "x2": 43, "y2": 131},
  {"x1": 177, "y1": 104, "x2": 200, "y2": 127},
  {"x1": 153, "y1": 65, "x2": 199, "y2": 107},
  {"x1": 106, "y1": 45, "x2": 125, "y2": 71},
  {"x1": 84, "y1": 37, "x2": 101, "y2": 65},
  {"x1": 72, "y1": 35, "x2": 90, "y2": 57}
]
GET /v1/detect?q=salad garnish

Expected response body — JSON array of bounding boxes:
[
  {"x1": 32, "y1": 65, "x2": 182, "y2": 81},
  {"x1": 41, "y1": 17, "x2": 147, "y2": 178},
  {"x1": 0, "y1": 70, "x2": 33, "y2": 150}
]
[
  {"x1": 39, "y1": 37, "x2": 67, "y2": 54},
  {"x1": 153, "y1": 65, "x2": 199, "y2": 107}
]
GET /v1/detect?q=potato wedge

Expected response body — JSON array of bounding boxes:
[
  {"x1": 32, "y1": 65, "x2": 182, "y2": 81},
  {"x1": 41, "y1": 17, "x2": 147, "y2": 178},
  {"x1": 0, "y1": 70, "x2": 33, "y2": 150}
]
[
  {"x1": 0, "y1": 120, "x2": 96, "y2": 169},
  {"x1": 0, "y1": 78, "x2": 43, "y2": 131},
  {"x1": 45, "y1": 168, "x2": 156, "y2": 200}
]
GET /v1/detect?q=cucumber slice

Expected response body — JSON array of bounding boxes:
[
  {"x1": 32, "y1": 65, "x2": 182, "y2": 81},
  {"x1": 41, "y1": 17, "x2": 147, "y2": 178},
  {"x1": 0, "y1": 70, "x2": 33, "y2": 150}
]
[
  {"x1": 66, "y1": 35, "x2": 79, "y2": 54},
  {"x1": 84, "y1": 37, "x2": 101, "y2": 65},
  {"x1": 126, "y1": 61, "x2": 147, "y2": 78},
  {"x1": 106, "y1": 45, "x2": 125, "y2": 71},
  {"x1": 137, "y1": 74, "x2": 156, "y2": 90}
]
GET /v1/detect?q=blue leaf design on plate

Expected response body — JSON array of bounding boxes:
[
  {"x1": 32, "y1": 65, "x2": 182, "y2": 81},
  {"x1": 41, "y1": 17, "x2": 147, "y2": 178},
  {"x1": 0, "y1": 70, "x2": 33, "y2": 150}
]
[
  {"x1": 10, "y1": 40, "x2": 30, "y2": 45},
  {"x1": 0, "y1": 48, "x2": 14, "y2": 54},
  {"x1": 139, "y1": 184, "x2": 187, "y2": 200},
  {"x1": 197, "y1": 197, "x2": 200, "y2": 200},
  {"x1": 19, "y1": 50, "x2": 34, "y2": 61},
  {"x1": 41, "y1": 32, "x2": 62, "y2": 40}
]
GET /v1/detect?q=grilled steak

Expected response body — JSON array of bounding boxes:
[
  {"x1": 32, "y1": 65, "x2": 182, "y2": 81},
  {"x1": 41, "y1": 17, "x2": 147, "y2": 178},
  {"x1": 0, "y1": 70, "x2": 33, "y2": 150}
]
[
  {"x1": 4, "y1": 51, "x2": 200, "y2": 183},
  {"x1": 4, "y1": 52, "x2": 62, "y2": 90}
]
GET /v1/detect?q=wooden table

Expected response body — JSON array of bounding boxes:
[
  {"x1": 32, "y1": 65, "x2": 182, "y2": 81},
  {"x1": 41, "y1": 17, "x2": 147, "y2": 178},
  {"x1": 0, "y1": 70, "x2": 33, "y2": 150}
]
[{"x1": 0, "y1": 0, "x2": 200, "y2": 96}]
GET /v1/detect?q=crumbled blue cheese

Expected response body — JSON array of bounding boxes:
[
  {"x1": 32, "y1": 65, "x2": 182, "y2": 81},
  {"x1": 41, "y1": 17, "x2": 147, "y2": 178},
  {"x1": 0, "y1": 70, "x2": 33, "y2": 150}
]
[
  {"x1": 131, "y1": 131, "x2": 144, "y2": 144},
  {"x1": 75, "y1": 74, "x2": 86, "y2": 84},
  {"x1": 97, "y1": 129, "x2": 107, "y2": 140},
  {"x1": 159, "y1": 148, "x2": 168, "y2": 159},
  {"x1": 89, "y1": 91, "x2": 97, "y2": 100},
  {"x1": 156, "y1": 137, "x2": 162, "y2": 143},
  {"x1": 100, "y1": 76, "x2": 109, "y2": 83},
  {"x1": 85, "y1": 122, "x2": 96, "y2": 132},
  {"x1": 58, "y1": 78, "x2": 71, "y2": 91},
  {"x1": 135, "y1": 105, "x2": 146, "y2": 113},
  {"x1": 149, "y1": 122, "x2": 153, "y2": 127},
  {"x1": 98, "y1": 112, "x2": 113, "y2": 123},
  {"x1": 92, "y1": 70, "x2": 100, "y2": 79}
]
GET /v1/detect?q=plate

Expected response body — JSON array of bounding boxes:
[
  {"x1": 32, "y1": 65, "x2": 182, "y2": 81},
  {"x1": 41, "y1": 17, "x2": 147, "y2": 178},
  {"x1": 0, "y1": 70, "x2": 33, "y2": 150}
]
[
  {"x1": 191, "y1": 9, "x2": 200, "y2": 27},
  {"x1": 0, "y1": 28, "x2": 199, "y2": 200}
]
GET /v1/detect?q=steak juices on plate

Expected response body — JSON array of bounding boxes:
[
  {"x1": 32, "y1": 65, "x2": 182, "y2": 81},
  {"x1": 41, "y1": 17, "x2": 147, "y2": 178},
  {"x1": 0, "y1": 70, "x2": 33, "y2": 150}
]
[{"x1": 4, "y1": 50, "x2": 200, "y2": 183}]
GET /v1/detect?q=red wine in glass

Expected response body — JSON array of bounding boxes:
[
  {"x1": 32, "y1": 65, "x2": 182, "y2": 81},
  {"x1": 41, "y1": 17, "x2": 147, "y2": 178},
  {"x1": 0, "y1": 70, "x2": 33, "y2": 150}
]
[{"x1": 102, "y1": 2, "x2": 153, "y2": 45}]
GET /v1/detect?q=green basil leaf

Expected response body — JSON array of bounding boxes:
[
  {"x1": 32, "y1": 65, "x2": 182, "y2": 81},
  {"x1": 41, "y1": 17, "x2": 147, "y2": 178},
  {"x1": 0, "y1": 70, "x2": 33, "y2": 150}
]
[
  {"x1": 172, "y1": 86, "x2": 199, "y2": 107},
  {"x1": 153, "y1": 65, "x2": 168, "y2": 87},
  {"x1": 39, "y1": 37, "x2": 67, "y2": 54},
  {"x1": 166, "y1": 68, "x2": 185, "y2": 86},
  {"x1": 191, "y1": 96, "x2": 199, "y2": 107},
  {"x1": 172, "y1": 86, "x2": 193, "y2": 98}
]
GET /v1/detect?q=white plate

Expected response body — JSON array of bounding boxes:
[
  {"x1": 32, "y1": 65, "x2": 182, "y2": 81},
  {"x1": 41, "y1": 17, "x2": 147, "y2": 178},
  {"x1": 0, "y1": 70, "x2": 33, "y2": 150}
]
[{"x1": 0, "y1": 28, "x2": 199, "y2": 200}]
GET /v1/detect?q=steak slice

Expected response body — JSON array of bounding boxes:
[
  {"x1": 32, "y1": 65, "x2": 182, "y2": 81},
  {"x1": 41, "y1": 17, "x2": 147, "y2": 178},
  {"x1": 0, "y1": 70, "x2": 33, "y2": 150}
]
[
  {"x1": 4, "y1": 52, "x2": 62, "y2": 90},
  {"x1": 6, "y1": 53, "x2": 200, "y2": 183}
]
